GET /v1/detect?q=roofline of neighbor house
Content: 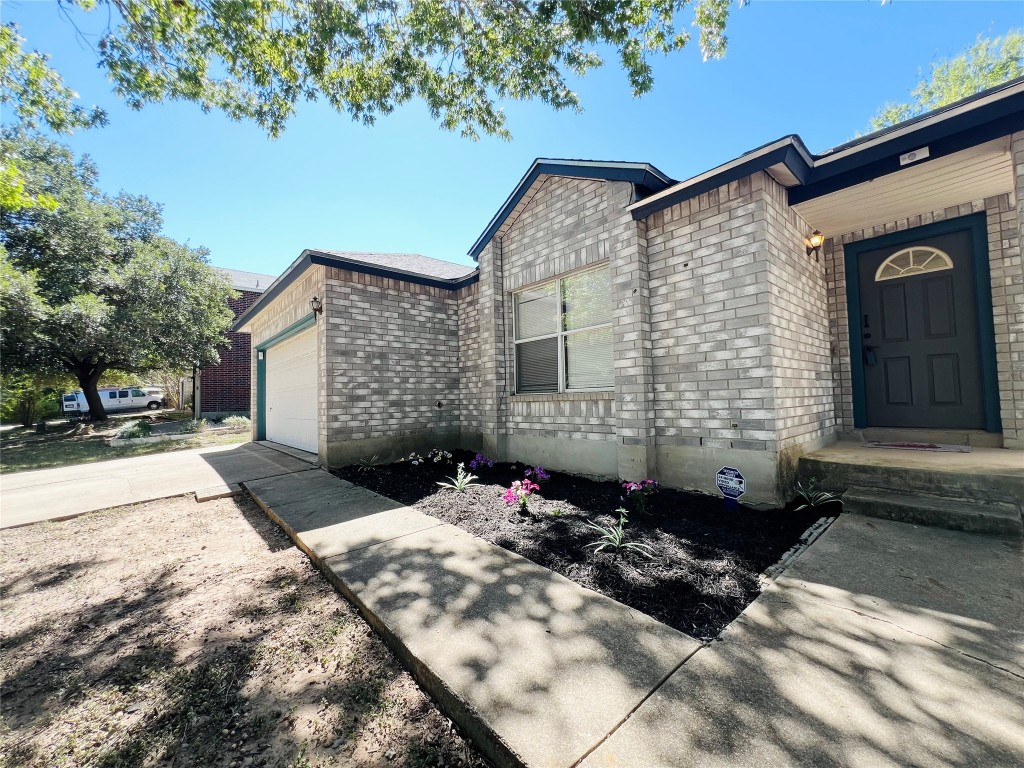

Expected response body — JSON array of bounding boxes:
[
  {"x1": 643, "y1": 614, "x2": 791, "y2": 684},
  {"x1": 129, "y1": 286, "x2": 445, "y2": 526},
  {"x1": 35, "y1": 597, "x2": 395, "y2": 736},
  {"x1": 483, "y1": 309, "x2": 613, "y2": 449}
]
[
  {"x1": 231, "y1": 250, "x2": 480, "y2": 333},
  {"x1": 467, "y1": 159, "x2": 675, "y2": 260},
  {"x1": 628, "y1": 76, "x2": 1024, "y2": 220}
]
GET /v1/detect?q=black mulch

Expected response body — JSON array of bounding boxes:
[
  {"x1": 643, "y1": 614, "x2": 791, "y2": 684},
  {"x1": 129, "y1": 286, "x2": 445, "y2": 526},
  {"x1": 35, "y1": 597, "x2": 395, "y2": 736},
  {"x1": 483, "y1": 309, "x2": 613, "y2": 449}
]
[{"x1": 336, "y1": 452, "x2": 827, "y2": 640}]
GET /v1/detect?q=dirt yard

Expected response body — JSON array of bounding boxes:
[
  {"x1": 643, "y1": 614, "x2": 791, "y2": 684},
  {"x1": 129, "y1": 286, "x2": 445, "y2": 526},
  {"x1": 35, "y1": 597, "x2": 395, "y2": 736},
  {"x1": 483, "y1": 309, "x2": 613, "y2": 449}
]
[{"x1": 0, "y1": 495, "x2": 485, "y2": 768}]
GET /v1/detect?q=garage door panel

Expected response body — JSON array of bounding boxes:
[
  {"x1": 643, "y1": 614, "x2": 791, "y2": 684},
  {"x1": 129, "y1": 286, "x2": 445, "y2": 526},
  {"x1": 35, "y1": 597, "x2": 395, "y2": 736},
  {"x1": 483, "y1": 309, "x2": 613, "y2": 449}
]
[{"x1": 266, "y1": 328, "x2": 317, "y2": 453}]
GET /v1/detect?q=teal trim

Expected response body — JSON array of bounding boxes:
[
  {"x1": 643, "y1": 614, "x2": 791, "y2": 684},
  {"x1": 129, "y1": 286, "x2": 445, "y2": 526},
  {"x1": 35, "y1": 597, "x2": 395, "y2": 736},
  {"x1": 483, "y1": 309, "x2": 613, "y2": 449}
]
[
  {"x1": 842, "y1": 212, "x2": 1000, "y2": 432},
  {"x1": 254, "y1": 312, "x2": 317, "y2": 443}
]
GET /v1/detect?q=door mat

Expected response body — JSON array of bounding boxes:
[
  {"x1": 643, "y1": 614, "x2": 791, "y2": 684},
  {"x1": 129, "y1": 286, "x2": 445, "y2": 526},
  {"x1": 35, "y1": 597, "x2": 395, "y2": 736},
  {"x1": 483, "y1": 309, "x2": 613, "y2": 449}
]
[{"x1": 866, "y1": 441, "x2": 972, "y2": 453}]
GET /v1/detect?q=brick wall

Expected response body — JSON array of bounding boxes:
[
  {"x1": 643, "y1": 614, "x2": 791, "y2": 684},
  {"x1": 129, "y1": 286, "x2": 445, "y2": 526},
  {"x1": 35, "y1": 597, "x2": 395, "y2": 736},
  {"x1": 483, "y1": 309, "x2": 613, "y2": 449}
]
[
  {"x1": 199, "y1": 289, "x2": 261, "y2": 414},
  {"x1": 322, "y1": 267, "x2": 461, "y2": 450},
  {"x1": 823, "y1": 191, "x2": 1023, "y2": 447},
  {"x1": 762, "y1": 175, "x2": 835, "y2": 450},
  {"x1": 646, "y1": 174, "x2": 779, "y2": 451}
]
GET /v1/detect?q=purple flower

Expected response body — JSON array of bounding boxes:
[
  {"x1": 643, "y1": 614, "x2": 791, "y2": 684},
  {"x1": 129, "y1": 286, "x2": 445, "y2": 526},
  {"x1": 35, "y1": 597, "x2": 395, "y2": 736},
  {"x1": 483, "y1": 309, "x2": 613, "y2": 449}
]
[
  {"x1": 469, "y1": 452, "x2": 495, "y2": 471},
  {"x1": 526, "y1": 466, "x2": 550, "y2": 482}
]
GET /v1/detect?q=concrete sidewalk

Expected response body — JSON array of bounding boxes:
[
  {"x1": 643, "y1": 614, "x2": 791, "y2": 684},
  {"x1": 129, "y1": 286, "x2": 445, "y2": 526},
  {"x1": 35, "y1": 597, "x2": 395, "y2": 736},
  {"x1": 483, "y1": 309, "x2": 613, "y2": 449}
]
[
  {"x1": 245, "y1": 469, "x2": 702, "y2": 768},
  {"x1": 582, "y1": 515, "x2": 1024, "y2": 767},
  {"x1": 0, "y1": 442, "x2": 312, "y2": 528},
  {"x1": 246, "y1": 469, "x2": 1024, "y2": 767}
]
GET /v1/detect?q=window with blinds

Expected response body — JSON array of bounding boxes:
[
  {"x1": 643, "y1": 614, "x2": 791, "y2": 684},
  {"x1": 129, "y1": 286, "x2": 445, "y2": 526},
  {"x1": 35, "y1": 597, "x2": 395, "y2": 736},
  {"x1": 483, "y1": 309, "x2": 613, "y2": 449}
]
[{"x1": 513, "y1": 265, "x2": 613, "y2": 393}]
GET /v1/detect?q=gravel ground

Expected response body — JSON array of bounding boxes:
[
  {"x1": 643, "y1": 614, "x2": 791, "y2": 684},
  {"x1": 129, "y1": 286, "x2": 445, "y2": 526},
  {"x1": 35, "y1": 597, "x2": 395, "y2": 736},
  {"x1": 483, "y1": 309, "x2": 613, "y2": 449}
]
[
  {"x1": 338, "y1": 453, "x2": 825, "y2": 640},
  {"x1": 0, "y1": 494, "x2": 485, "y2": 768}
]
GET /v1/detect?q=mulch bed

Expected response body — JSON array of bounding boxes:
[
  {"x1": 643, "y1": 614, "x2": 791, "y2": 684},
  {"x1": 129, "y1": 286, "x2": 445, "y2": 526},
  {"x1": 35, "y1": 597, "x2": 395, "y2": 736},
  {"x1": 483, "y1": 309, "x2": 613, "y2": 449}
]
[{"x1": 336, "y1": 451, "x2": 827, "y2": 640}]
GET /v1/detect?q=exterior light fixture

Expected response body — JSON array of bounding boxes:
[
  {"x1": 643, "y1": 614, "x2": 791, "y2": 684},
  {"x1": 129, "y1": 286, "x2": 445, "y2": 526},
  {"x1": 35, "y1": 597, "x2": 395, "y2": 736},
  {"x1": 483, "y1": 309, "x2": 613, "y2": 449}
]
[
  {"x1": 805, "y1": 230, "x2": 825, "y2": 261},
  {"x1": 310, "y1": 295, "x2": 323, "y2": 317}
]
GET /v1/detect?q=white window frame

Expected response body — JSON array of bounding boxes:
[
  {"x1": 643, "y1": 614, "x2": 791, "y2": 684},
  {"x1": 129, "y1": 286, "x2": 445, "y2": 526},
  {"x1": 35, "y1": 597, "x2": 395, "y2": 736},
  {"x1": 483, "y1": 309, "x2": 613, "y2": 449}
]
[{"x1": 512, "y1": 264, "x2": 613, "y2": 394}]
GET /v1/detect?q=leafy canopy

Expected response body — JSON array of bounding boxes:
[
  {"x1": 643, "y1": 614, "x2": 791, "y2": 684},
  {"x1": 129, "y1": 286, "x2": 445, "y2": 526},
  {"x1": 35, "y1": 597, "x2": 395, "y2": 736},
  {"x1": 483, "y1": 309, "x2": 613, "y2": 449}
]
[
  {"x1": 0, "y1": 23, "x2": 107, "y2": 210},
  {"x1": 79, "y1": 0, "x2": 734, "y2": 141},
  {"x1": 0, "y1": 133, "x2": 235, "y2": 419},
  {"x1": 869, "y1": 30, "x2": 1024, "y2": 131}
]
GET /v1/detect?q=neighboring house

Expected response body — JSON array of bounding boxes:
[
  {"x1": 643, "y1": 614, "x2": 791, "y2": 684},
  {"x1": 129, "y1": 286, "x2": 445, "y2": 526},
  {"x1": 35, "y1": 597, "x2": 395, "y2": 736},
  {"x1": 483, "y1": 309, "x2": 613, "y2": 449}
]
[
  {"x1": 194, "y1": 268, "x2": 276, "y2": 418},
  {"x1": 234, "y1": 78, "x2": 1024, "y2": 505}
]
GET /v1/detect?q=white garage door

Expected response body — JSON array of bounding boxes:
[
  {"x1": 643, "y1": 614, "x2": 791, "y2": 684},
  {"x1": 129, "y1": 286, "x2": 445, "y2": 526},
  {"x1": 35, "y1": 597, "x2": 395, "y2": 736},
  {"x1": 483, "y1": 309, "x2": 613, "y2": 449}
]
[{"x1": 265, "y1": 327, "x2": 317, "y2": 453}]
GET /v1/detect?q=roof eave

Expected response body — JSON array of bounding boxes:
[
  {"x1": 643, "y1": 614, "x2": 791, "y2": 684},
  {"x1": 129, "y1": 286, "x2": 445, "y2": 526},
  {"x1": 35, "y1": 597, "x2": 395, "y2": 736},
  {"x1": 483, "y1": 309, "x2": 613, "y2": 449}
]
[{"x1": 467, "y1": 158, "x2": 675, "y2": 260}]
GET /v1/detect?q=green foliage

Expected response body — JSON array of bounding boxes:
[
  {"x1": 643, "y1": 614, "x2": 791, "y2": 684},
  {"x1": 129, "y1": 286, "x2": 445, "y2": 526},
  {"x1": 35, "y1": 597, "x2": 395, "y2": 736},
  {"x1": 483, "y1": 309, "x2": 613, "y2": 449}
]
[
  {"x1": 356, "y1": 453, "x2": 381, "y2": 472},
  {"x1": 178, "y1": 418, "x2": 207, "y2": 434},
  {"x1": 0, "y1": 371, "x2": 65, "y2": 426},
  {"x1": 437, "y1": 463, "x2": 481, "y2": 493},
  {"x1": 221, "y1": 415, "x2": 251, "y2": 430},
  {"x1": 584, "y1": 507, "x2": 655, "y2": 559},
  {"x1": 0, "y1": 23, "x2": 106, "y2": 210},
  {"x1": 68, "y1": 0, "x2": 733, "y2": 141},
  {"x1": 117, "y1": 419, "x2": 153, "y2": 439},
  {"x1": 793, "y1": 479, "x2": 842, "y2": 512},
  {"x1": 869, "y1": 31, "x2": 1024, "y2": 130},
  {"x1": 0, "y1": 134, "x2": 235, "y2": 420}
]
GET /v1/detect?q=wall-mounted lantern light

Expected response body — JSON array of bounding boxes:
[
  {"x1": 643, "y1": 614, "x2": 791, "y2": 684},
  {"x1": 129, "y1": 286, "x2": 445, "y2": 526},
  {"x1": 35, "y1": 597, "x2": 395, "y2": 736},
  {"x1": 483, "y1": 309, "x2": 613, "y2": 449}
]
[
  {"x1": 805, "y1": 230, "x2": 825, "y2": 262},
  {"x1": 310, "y1": 295, "x2": 324, "y2": 318}
]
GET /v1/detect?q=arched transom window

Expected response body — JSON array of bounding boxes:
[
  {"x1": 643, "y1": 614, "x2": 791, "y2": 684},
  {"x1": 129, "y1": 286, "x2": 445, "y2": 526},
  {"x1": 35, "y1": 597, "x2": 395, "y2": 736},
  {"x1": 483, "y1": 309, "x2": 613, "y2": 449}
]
[{"x1": 874, "y1": 246, "x2": 953, "y2": 282}]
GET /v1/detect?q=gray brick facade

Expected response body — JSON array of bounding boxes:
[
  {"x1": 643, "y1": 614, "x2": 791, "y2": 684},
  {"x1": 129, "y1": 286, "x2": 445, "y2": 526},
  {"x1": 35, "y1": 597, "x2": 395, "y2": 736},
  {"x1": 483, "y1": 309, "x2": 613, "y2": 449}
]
[{"x1": 243, "y1": 122, "x2": 1023, "y2": 503}]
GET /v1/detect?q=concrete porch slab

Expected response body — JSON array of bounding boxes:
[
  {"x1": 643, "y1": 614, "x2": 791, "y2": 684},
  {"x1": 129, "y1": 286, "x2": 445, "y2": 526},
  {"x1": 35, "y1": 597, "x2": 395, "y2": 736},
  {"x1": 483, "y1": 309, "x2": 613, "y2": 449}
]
[
  {"x1": 244, "y1": 468, "x2": 702, "y2": 768},
  {"x1": 581, "y1": 515, "x2": 1024, "y2": 767}
]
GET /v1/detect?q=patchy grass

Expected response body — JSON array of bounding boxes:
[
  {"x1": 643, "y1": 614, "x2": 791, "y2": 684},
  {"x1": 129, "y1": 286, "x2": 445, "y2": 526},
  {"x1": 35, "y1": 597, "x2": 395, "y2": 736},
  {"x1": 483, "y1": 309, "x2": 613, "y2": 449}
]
[
  {"x1": 0, "y1": 495, "x2": 484, "y2": 768},
  {"x1": 0, "y1": 419, "x2": 249, "y2": 473}
]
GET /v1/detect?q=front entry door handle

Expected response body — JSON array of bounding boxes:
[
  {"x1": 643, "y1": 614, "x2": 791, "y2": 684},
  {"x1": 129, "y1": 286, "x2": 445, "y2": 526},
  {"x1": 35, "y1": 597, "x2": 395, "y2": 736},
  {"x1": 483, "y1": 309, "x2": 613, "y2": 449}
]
[{"x1": 863, "y1": 344, "x2": 878, "y2": 366}]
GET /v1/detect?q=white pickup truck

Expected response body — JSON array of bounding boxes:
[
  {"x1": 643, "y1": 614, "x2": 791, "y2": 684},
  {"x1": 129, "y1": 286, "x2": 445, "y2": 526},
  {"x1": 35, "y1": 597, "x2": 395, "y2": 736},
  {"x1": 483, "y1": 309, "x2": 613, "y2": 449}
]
[{"x1": 62, "y1": 387, "x2": 165, "y2": 416}]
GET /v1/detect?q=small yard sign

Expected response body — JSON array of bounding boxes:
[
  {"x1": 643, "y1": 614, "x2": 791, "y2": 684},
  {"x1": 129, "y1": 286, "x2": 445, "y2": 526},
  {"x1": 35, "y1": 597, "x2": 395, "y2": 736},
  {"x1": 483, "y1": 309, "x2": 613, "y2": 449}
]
[{"x1": 716, "y1": 466, "x2": 745, "y2": 500}]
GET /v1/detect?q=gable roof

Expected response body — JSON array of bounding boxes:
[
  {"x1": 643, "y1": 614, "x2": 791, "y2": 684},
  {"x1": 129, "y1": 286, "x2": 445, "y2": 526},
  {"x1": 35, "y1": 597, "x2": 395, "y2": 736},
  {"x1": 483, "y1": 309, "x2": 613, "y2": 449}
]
[
  {"x1": 217, "y1": 267, "x2": 277, "y2": 293},
  {"x1": 629, "y1": 76, "x2": 1024, "y2": 220},
  {"x1": 467, "y1": 159, "x2": 674, "y2": 260},
  {"x1": 232, "y1": 249, "x2": 478, "y2": 332},
  {"x1": 314, "y1": 250, "x2": 475, "y2": 281}
]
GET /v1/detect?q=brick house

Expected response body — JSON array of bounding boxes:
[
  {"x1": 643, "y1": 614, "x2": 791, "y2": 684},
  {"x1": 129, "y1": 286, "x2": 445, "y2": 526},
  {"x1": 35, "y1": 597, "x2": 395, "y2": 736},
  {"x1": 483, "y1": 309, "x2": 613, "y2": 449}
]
[
  {"x1": 234, "y1": 80, "x2": 1024, "y2": 505},
  {"x1": 194, "y1": 268, "x2": 276, "y2": 418}
]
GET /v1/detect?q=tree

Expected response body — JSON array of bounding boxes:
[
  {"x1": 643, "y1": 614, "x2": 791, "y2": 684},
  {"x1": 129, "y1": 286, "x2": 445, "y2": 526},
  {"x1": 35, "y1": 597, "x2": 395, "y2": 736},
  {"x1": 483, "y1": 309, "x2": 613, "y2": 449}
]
[
  {"x1": 869, "y1": 31, "x2": 1024, "y2": 131},
  {"x1": 0, "y1": 134, "x2": 235, "y2": 420},
  {"x1": 27, "y1": 0, "x2": 733, "y2": 142},
  {"x1": 0, "y1": 23, "x2": 107, "y2": 210}
]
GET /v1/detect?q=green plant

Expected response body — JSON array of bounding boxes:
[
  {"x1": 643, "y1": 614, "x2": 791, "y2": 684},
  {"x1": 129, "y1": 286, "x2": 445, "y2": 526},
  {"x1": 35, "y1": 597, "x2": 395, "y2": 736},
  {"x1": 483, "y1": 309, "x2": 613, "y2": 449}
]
[
  {"x1": 177, "y1": 418, "x2": 207, "y2": 434},
  {"x1": 584, "y1": 508, "x2": 655, "y2": 559},
  {"x1": 356, "y1": 454, "x2": 381, "y2": 472},
  {"x1": 437, "y1": 463, "x2": 480, "y2": 493},
  {"x1": 221, "y1": 415, "x2": 251, "y2": 430},
  {"x1": 794, "y1": 479, "x2": 843, "y2": 511},
  {"x1": 117, "y1": 420, "x2": 152, "y2": 439}
]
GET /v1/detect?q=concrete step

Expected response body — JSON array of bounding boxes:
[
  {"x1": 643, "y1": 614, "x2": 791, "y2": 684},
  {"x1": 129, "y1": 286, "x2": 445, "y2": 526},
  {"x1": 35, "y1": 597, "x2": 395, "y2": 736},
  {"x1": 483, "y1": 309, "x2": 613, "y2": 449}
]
[
  {"x1": 850, "y1": 428, "x2": 1003, "y2": 448},
  {"x1": 843, "y1": 486, "x2": 1023, "y2": 539},
  {"x1": 799, "y1": 451, "x2": 1023, "y2": 506}
]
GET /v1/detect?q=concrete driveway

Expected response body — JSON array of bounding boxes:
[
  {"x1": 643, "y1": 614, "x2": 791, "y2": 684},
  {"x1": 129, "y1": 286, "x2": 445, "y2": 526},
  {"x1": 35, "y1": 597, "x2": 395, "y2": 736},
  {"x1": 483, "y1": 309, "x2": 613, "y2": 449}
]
[{"x1": 0, "y1": 442, "x2": 313, "y2": 528}]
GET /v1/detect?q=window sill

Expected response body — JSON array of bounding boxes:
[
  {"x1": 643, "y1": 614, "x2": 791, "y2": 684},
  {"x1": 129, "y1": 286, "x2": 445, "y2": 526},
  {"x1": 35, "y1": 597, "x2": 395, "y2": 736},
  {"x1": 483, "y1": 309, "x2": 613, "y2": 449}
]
[{"x1": 511, "y1": 391, "x2": 614, "y2": 403}]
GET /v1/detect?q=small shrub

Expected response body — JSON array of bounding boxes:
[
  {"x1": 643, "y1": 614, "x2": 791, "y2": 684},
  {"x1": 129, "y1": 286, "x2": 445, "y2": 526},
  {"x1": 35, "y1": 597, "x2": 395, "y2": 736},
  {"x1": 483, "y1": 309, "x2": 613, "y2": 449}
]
[
  {"x1": 585, "y1": 508, "x2": 655, "y2": 560},
  {"x1": 793, "y1": 479, "x2": 843, "y2": 511},
  {"x1": 356, "y1": 454, "x2": 380, "y2": 472},
  {"x1": 177, "y1": 418, "x2": 207, "y2": 434},
  {"x1": 116, "y1": 420, "x2": 152, "y2": 439},
  {"x1": 468, "y1": 452, "x2": 495, "y2": 471},
  {"x1": 437, "y1": 463, "x2": 480, "y2": 493},
  {"x1": 502, "y1": 478, "x2": 540, "y2": 513},
  {"x1": 622, "y1": 479, "x2": 659, "y2": 516},
  {"x1": 222, "y1": 415, "x2": 251, "y2": 430}
]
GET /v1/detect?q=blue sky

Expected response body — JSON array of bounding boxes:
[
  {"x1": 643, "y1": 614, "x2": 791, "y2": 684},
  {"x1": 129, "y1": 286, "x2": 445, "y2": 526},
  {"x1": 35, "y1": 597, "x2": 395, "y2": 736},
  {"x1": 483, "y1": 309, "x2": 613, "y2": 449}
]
[{"x1": 3, "y1": 1, "x2": 1021, "y2": 275}]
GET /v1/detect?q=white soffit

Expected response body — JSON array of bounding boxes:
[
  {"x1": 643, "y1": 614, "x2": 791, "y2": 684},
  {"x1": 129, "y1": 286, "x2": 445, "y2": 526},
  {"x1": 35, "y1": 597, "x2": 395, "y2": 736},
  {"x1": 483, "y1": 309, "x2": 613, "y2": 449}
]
[{"x1": 792, "y1": 137, "x2": 1013, "y2": 235}]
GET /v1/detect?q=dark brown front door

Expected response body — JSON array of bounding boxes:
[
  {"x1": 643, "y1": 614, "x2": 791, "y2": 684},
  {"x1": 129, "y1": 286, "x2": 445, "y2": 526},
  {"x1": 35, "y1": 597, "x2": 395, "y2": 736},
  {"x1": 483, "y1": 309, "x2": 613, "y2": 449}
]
[{"x1": 857, "y1": 229, "x2": 984, "y2": 429}]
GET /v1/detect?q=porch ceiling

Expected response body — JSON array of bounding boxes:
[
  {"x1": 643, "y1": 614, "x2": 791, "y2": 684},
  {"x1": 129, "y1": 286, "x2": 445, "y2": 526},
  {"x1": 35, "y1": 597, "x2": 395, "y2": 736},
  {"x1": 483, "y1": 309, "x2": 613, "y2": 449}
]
[{"x1": 791, "y1": 137, "x2": 1013, "y2": 236}]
